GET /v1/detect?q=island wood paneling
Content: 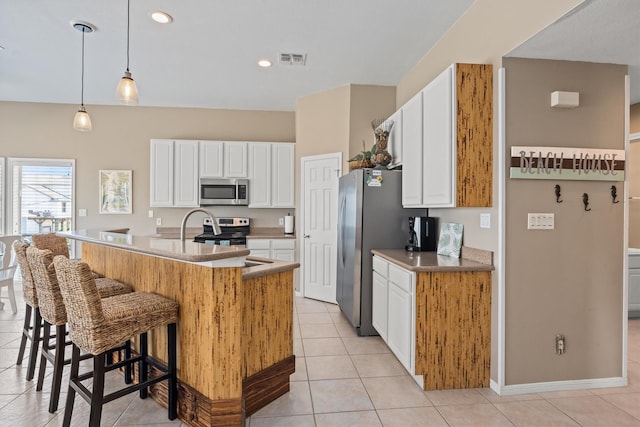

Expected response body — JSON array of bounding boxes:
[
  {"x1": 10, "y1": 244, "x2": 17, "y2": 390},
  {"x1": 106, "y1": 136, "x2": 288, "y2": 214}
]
[
  {"x1": 81, "y1": 243, "x2": 295, "y2": 426},
  {"x1": 414, "y1": 271, "x2": 491, "y2": 390},
  {"x1": 456, "y1": 63, "x2": 493, "y2": 207}
]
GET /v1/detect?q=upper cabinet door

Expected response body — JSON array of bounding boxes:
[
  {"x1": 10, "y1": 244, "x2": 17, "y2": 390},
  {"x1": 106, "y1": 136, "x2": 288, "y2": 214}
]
[
  {"x1": 387, "y1": 109, "x2": 403, "y2": 169},
  {"x1": 422, "y1": 65, "x2": 455, "y2": 207},
  {"x1": 401, "y1": 92, "x2": 423, "y2": 207},
  {"x1": 225, "y1": 142, "x2": 248, "y2": 178},
  {"x1": 150, "y1": 139, "x2": 174, "y2": 207},
  {"x1": 271, "y1": 143, "x2": 295, "y2": 208},
  {"x1": 248, "y1": 143, "x2": 271, "y2": 208},
  {"x1": 199, "y1": 141, "x2": 224, "y2": 178},
  {"x1": 173, "y1": 140, "x2": 199, "y2": 207}
]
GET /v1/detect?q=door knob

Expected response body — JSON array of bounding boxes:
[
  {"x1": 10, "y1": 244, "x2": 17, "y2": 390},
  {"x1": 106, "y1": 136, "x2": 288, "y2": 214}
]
[{"x1": 303, "y1": 234, "x2": 310, "y2": 238}]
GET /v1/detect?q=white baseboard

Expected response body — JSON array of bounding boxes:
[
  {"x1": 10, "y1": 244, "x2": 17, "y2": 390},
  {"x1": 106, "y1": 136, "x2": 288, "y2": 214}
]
[{"x1": 491, "y1": 376, "x2": 627, "y2": 396}]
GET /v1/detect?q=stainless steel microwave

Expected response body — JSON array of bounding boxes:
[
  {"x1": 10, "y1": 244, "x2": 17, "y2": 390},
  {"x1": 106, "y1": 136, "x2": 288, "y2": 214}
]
[{"x1": 199, "y1": 178, "x2": 249, "y2": 206}]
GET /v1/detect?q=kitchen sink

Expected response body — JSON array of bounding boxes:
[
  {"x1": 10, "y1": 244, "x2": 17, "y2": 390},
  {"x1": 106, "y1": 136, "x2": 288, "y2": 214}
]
[{"x1": 243, "y1": 259, "x2": 274, "y2": 268}]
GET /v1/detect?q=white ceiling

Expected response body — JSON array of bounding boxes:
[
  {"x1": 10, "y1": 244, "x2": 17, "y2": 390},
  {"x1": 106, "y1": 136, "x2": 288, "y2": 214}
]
[
  {"x1": 2, "y1": 1, "x2": 637, "y2": 113},
  {"x1": 0, "y1": 0, "x2": 474, "y2": 111},
  {"x1": 508, "y1": 0, "x2": 640, "y2": 105}
]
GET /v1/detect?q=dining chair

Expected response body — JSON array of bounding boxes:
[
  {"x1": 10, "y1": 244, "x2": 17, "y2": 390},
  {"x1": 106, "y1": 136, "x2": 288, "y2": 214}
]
[{"x1": 0, "y1": 235, "x2": 21, "y2": 314}]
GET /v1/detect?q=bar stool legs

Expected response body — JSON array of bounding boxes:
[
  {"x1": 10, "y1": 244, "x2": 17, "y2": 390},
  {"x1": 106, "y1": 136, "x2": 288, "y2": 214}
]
[
  {"x1": 36, "y1": 322, "x2": 67, "y2": 413},
  {"x1": 62, "y1": 322, "x2": 178, "y2": 427},
  {"x1": 16, "y1": 305, "x2": 42, "y2": 381}
]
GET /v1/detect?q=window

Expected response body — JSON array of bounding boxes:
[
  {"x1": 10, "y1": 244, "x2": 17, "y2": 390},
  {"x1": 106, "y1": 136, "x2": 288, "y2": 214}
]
[{"x1": 8, "y1": 159, "x2": 75, "y2": 239}]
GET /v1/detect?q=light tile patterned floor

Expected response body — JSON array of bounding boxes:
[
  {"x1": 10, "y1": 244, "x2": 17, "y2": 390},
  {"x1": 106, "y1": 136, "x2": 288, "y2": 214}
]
[{"x1": 0, "y1": 281, "x2": 639, "y2": 426}]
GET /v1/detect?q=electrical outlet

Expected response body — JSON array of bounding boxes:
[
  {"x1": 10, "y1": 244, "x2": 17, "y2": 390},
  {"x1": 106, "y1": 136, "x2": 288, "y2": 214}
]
[
  {"x1": 527, "y1": 213, "x2": 555, "y2": 230},
  {"x1": 279, "y1": 218, "x2": 284, "y2": 226},
  {"x1": 555, "y1": 334, "x2": 565, "y2": 355},
  {"x1": 156, "y1": 218, "x2": 162, "y2": 226},
  {"x1": 148, "y1": 210, "x2": 154, "y2": 218},
  {"x1": 480, "y1": 213, "x2": 491, "y2": 229},
  {"x1": 78, "y1": 208, "x2": 87, "y2": 217}
]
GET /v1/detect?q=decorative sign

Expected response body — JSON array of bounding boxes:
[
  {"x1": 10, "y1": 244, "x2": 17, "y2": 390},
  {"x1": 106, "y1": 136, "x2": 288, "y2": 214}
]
[{"x1": 510, "y1": 146, "x2": 625, "y2": 181}]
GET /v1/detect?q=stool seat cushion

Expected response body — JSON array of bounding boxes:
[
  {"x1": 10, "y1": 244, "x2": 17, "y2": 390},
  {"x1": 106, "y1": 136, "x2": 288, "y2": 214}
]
[{"x1": 53, "y1": 256, "x2": 179, "y2": 355}]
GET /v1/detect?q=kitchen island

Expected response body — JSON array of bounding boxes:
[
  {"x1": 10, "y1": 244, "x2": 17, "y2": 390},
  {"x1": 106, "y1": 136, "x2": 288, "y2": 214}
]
[{"x1": 60, "y1": 230, "x2": 299, "y2": 427}]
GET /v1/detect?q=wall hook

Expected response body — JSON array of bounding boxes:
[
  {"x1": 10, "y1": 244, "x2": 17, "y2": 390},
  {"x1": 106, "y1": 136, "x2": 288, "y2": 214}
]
[
  {"x1": 582, "y1": 193, "x2": 591, "y2": 211},
  {"x1": 554, "y1": 184, "x2": 563, "y2": 203},
  {"x1": 611, "y1": 185, "x2": 619, "y2": 204}
]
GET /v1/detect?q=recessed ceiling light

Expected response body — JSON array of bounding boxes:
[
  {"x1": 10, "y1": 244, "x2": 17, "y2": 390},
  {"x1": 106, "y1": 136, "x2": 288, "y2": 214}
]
[
  {"x1": 258, "y1": 59, "x2": 272, "y2": 68},
  {"x1": 150, "y1": 10, "x2": 173, "y2": 24}
]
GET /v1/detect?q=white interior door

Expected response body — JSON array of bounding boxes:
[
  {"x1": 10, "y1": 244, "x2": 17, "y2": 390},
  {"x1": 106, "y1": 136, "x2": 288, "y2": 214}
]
[{"x1": 300, "y1": 153, "x2": 341, "y2": 303}]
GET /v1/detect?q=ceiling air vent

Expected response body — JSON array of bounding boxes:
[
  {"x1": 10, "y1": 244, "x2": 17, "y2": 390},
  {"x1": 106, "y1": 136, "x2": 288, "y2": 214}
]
[{"x1": 279, "y1": 53, "x2": 307, "y2": 66}]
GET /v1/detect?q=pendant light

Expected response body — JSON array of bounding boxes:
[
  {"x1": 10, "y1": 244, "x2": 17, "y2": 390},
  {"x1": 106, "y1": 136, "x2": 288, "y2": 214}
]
[
  {"x1": 116, "y1": 0, "x2": 139, "y2": 105},
  {"x1": 72, "y1": 22, "x2": 94, "y2": 132}
]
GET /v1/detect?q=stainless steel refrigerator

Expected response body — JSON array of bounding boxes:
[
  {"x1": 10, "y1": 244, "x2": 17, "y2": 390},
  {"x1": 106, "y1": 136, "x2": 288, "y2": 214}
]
[{"x1": 336, "y1": 168, "x2": 422, "y2": 336}]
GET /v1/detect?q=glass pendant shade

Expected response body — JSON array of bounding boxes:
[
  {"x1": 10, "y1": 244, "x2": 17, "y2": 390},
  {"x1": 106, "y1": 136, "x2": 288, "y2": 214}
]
[
  {"x1": 116, "y1": 70, "x2": 139, "y2": 105},
  {"x1": 73, "y1": 106, "x2": 92, "y2": 132}
]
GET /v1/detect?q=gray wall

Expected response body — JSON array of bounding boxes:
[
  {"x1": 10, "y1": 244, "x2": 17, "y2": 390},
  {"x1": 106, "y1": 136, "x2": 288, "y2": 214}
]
[{"x1": 503, "y1": 58, "x2": 627, "y2": 384}]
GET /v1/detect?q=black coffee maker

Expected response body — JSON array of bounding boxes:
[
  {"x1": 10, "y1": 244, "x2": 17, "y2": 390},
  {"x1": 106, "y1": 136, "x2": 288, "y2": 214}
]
[{"x1": 406, "y1": 216, "x2": 438, "y2": 252}]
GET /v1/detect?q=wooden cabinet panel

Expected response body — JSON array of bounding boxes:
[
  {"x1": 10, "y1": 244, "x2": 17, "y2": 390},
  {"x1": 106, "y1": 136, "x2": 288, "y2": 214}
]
[
  {"x1": 150, "y1": 139, "x2": 174, "y2": 207},
  {"x1": 401, "y1": 92, "x2": 423, "y2": 207},
  {"x1": 174, "y1": 140, "x2": 199, "y2": 207},
  {"x1": 415, "y1": 271, "x2": 491, "y2": 389},
  {"x1": 225, "y1": 142, "x2": 248, "y2": 178},
  {"x1": 150, "y1": 139, "x2": 198, "y2": 207}
]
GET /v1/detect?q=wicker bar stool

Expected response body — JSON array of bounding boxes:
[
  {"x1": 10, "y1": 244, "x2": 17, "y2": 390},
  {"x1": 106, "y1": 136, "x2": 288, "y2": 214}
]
[
  {"x1": 31, "y1": 233, "x2": 103, "y2": 279},
  {"x1": 12, "y1": 240, "x2": 42, "y2": 381},
  {"x1": 53, "y1": 255, "x2": 179, "y2": 427},
  {"x1": 26, "y1": 246, "x2": 134, "y2": 413}
]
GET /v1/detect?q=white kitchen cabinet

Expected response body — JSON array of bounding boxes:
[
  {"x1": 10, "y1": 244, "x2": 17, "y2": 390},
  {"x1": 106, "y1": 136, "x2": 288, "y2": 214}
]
[
  {"x1": 173, "y1": 140, "x2": 200, "y2": 207},
  {"x1": 401, "y1": 92, "x2": 423, "y2": 207},
  {"x1": 248, "y1": 143, "x2": 271, "y2": 207},
  {"x1": 387, "y1": 109, "x2": 403, "y2": 169},
  {"x1": 225, "y1": 142, "x2": 248, "y2": 178},
  {"x1": 372, "y1": 271, "x2": 388, "y2": 341},
  {"x1": 247, "y1": 238, "x2": 295, "y2": 261},
  {"x1": 199, "y1": 141, "x2": 224, "y2": 178},
  {"x1": 422, "y1": 65, "x2": 455, "y2": 206},
  {"x1": 371, "y1": 255, "x2": 415, "y2": 372},
  {"x1": 150, "y1": 139, "x2": 198, "y2": 207},
  {"x1": 629, "y1": 253, "x2": 640, "y2": 317},
  {"x1": 248, "y1": 142, "x2": 295, "y2": 208},
  {"x1": 401, "y1": 63, "x2": 492, "y2": 208},
  {"x1": 150, "y1": 140, "x2": 174, "y2": 207},
  {"x1": 200, "y1": 141, "x2": 248, "y2": 178}
]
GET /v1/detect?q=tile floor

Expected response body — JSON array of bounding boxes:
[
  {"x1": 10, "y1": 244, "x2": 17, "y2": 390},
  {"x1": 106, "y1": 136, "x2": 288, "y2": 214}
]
[{"x1": 0, "y1": 279, "x2": 639, "y2": 426}]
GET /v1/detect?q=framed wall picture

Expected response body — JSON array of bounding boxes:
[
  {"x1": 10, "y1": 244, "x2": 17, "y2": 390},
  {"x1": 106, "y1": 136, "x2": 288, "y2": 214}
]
[{"x1": 99, "y1": 170, "x2": 132, "y2": 214}]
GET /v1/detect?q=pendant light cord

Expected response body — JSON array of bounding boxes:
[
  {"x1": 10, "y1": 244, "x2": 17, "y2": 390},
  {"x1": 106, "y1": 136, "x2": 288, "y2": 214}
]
[
  {"x1": 126, "y1": 0, "x2": 130, "y2": 72},
  {"x1": 80, "y1": 28, "x2": 85, "y2": 107}
]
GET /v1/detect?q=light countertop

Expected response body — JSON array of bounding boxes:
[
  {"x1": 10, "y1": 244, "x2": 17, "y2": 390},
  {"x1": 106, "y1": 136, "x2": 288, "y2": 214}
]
[
  {"x1": 372, "y1": 248, "x2": 494, "y2": 272},
  {"x1": 59, "y1": 229, "x2": 250, "y2": 263}
]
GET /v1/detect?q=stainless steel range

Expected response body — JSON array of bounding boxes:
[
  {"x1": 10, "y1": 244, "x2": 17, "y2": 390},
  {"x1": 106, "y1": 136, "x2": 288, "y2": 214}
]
[{"x1": 193, "y1": 217, "x2": 250, "y2": 245}]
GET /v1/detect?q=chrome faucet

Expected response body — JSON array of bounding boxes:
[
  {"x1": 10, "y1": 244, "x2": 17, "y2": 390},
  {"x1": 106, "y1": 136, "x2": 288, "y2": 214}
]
[{"x1": 180, "y1": 208, "x2": 222, "y2": 241}]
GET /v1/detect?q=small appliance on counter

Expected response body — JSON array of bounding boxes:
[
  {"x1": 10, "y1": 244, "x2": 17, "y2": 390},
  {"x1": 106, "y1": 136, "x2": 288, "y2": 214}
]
[
  {"x1": 193, "y1": 217, "x2": 250, "y2": 245},
  {"x1": 406, "y1": 216, "x2": 438, "y2": 252}
]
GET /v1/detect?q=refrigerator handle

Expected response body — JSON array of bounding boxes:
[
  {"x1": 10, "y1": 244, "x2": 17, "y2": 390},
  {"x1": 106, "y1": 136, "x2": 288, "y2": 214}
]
[{"x1": 339, "y1": 193, "x2": 346, "y2": 267}]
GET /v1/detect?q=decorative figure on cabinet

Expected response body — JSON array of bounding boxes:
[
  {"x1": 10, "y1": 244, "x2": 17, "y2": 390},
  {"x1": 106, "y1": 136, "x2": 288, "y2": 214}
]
[{"x1": 370, "y1": 119, "x2": 394, "y2": 169}]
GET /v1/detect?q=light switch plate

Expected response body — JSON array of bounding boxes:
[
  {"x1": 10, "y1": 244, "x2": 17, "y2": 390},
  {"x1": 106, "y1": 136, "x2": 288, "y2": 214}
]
[
  {"x1": 527, "y1": 213, "x2": 554, "y2": 230},
  {"x1": 480, "y1": 213, "x2": 491, "y2": 229},
  {"x1": 78, "y1": 208, "x2": 87, "y2": 217},
  {"x1": 148, "y1": 210, "x2": 154, "y2": 218}
]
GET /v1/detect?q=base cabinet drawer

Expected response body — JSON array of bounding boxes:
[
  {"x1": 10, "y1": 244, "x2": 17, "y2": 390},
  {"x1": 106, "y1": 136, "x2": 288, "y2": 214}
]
[{"x1": 247, "y1": 238, "x2": 295, "y2": 261}]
